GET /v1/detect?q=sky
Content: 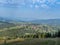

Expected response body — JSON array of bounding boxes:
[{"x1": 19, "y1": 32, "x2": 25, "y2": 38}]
[{"x1": 0, "y1": 0, "x2": 60, "y2": 20}]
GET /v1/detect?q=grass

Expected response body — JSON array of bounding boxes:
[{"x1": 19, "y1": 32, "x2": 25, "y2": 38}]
[{"x1": 0, "y1": 38, "x2": 60, "y2": 45}]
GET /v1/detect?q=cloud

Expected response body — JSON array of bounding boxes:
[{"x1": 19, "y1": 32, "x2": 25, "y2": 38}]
[
  {"x1": 32, "y1": 0, "x2": 46, "y2": 3},
  {"x1": 35, "y1": 4, "x2": 39, "y2": 8},
  {"x1": 56, "y1": 2, "x2": 60, "y2": 4},
  {"x1": 39, "y1": 0, "x2": 46, "y2": 3},
  {"x1": 0, "y1": 0, "x2": 57, "y2": 4},
  {"x1": 32, "y1": 0, "x2": 36, "y2": 4},
  {"x1": 28, "y1": 0, "x2": 57, "y2": 9},
  {"x1": 0, "y1": 0, "x2": 7, "y2": 3},
  {"x1": 37, "y1": 0, "x2": 40, "y2": 2},
  {"x1": 30, "y1": 4, "x2": 33, "y2": 8},
  {"x1": 41, "y1": 4, "x2": 50, "y2": 8},
  {"x1": 0, "y1": 0, "x2": 58, "y2": 9},
  {"x1": 47, "y1": 0, "x2": 57, "y2": 4},
  {"x1": 47, "y1": 0, "x2": 56, "y2": 3}
]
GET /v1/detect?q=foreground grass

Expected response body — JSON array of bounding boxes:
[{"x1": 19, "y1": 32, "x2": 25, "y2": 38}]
[{"x1": 0, "y1": 38, "x2": 60, "y2": 45}]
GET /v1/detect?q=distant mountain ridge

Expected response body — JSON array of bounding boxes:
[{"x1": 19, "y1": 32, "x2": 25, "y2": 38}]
[
  {"x1": 0, "y1": 17, "x2": 60, "y2": 26},
  {"x1": 30, "y1": 19, "x2": 60, "y2": 26}
]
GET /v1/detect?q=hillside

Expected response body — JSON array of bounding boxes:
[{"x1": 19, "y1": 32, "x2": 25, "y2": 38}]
[
  {"x1": 0, "y1": 24, "x2": 59, "y2": 38},
  {"x1": 0, "y1": 21, "x2": 16, "y2": 29},
  {"x1": 30, "y1": 19, "x2": 60, "y2": 26},
  {"x1": 0, "y1": 17, "x2": 60, "y2": 38}
]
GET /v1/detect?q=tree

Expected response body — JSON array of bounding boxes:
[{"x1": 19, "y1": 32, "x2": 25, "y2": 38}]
[
  {"x1": 45, "y1": 33, "x2": 51, "y2": 38},
  {"x1": 57, "y1": 31, "x2": 60, "y2": 37}
]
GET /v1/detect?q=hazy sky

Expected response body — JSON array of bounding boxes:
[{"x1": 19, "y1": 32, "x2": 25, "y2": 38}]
[{"x1": 0, "y1": 0, "x2": 60, "y2": 20}]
